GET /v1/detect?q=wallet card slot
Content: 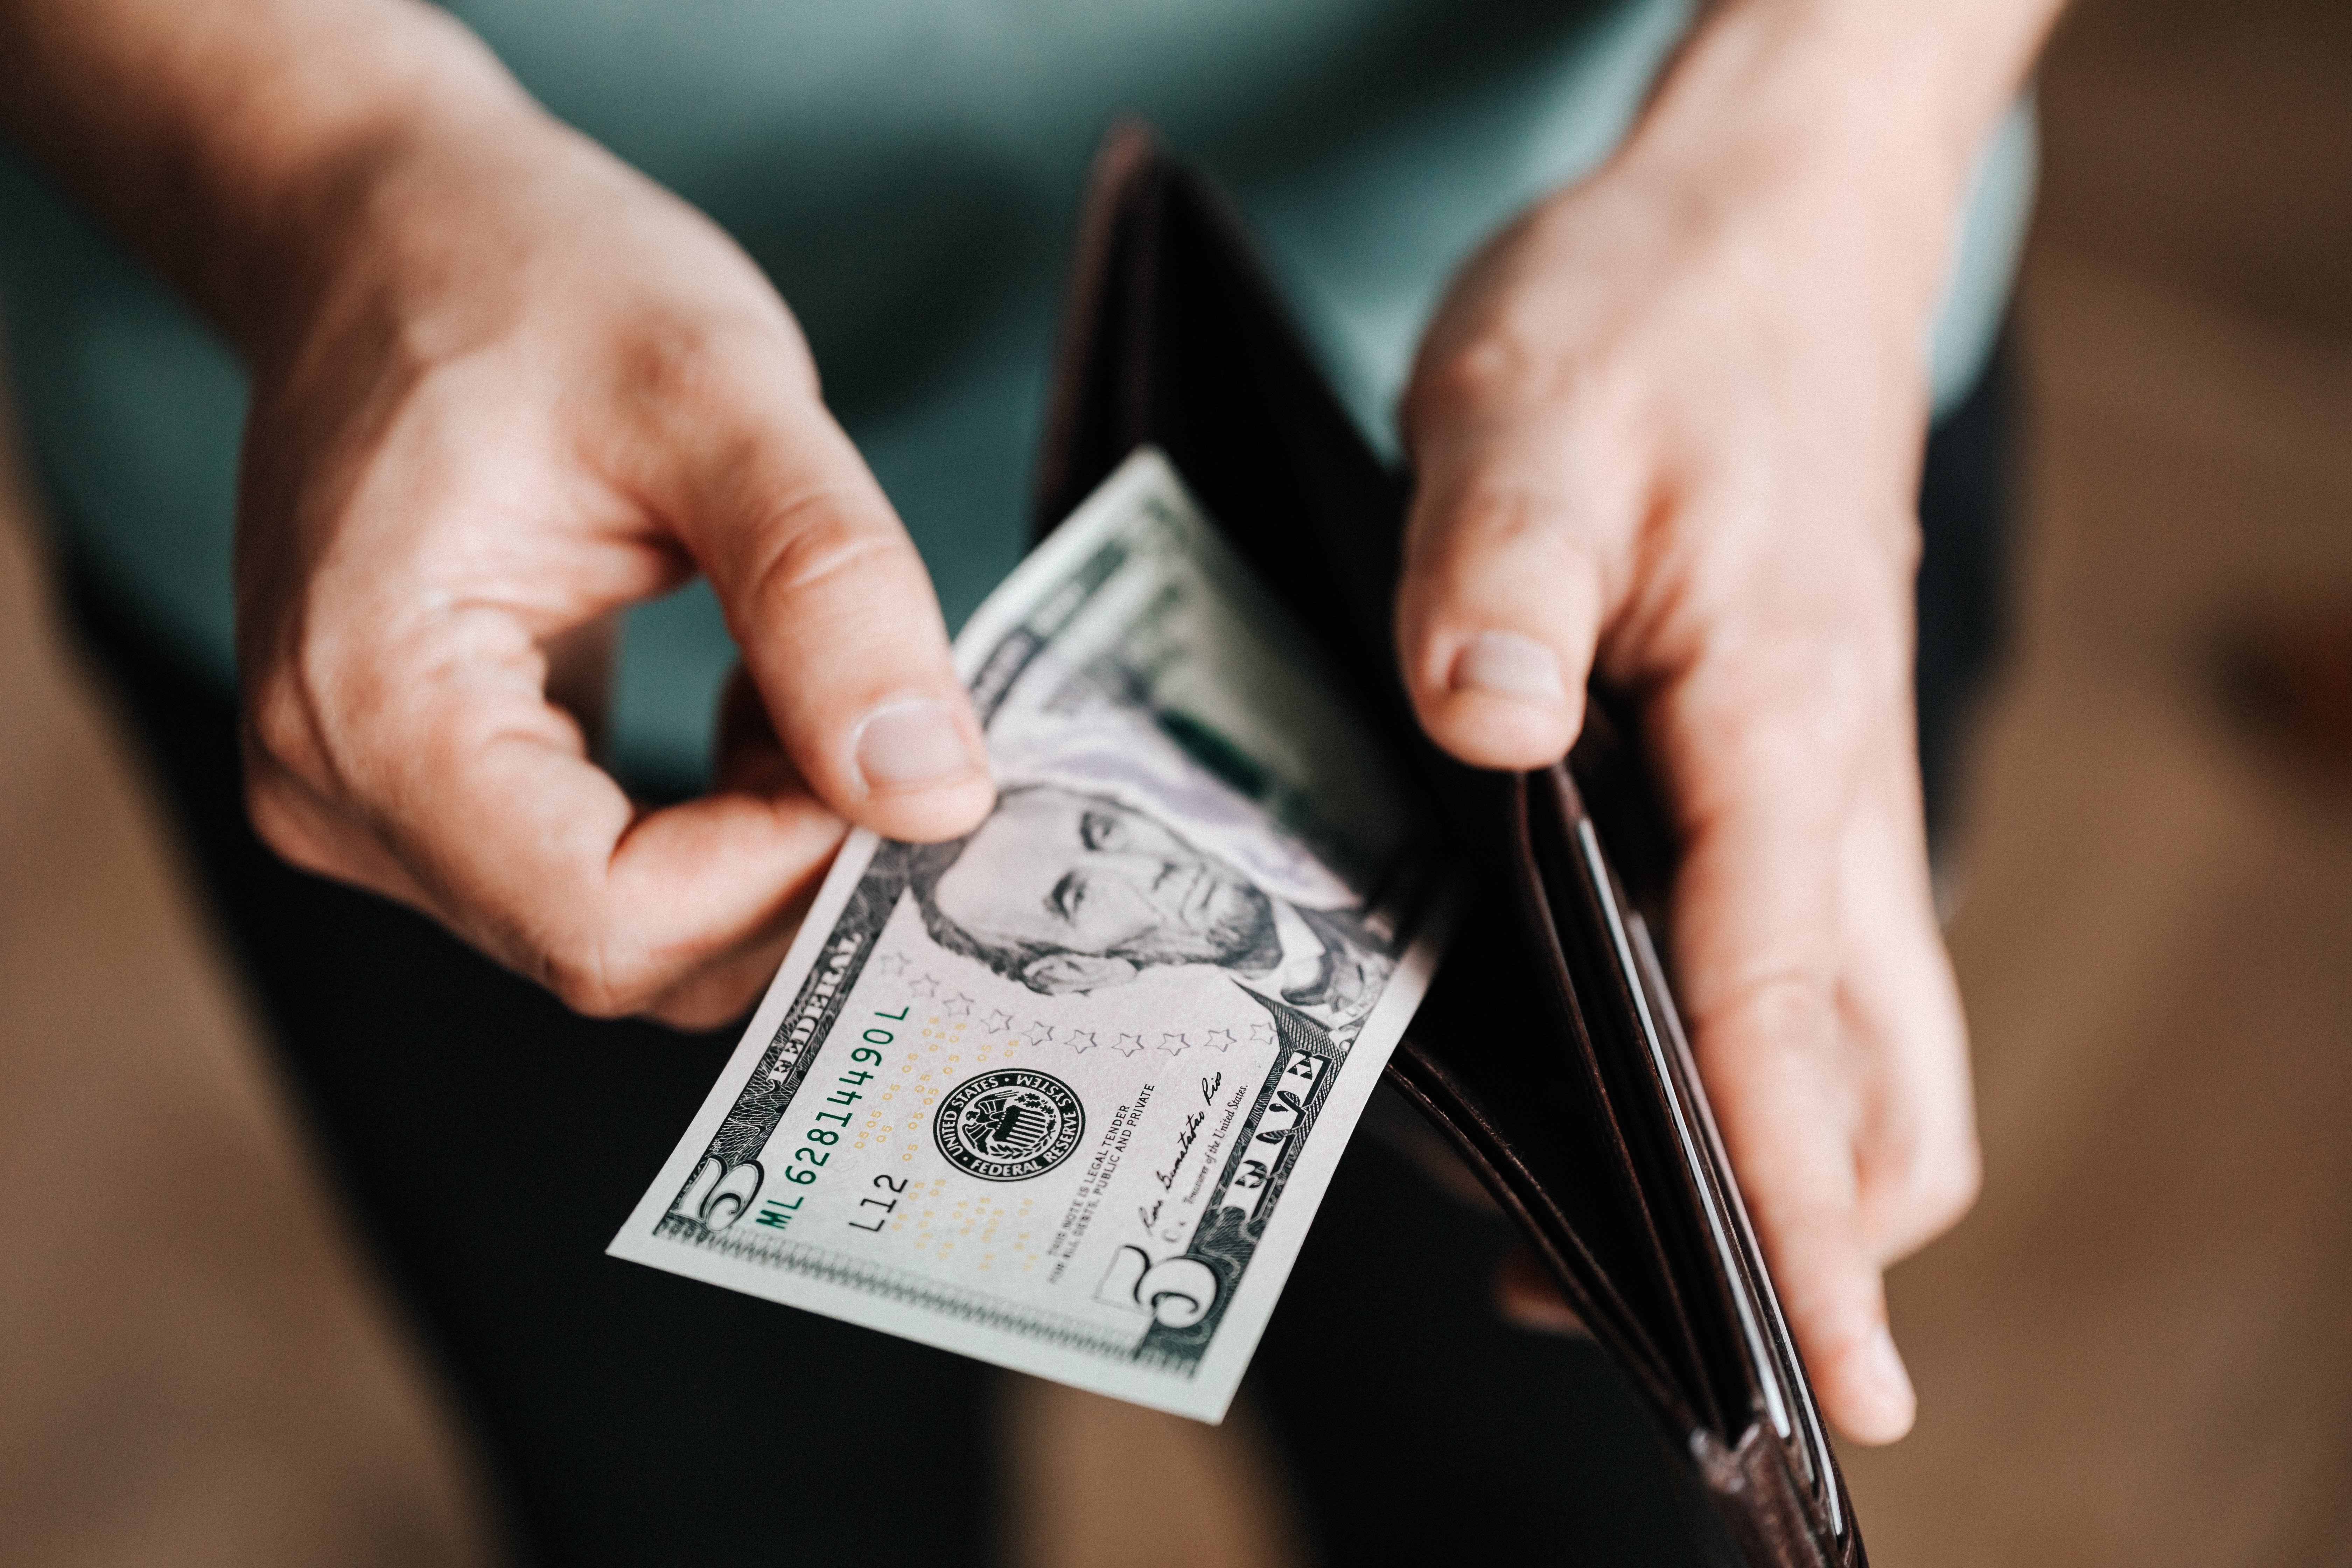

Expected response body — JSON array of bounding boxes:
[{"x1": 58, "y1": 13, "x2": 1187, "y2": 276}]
[
  {"x1": 1627, "y1": 913, "x2": 1844, "y2": 1535},
  {"x1": 1511, "y1": 779, "x2": 1732, "y2": 1435},
  {"x1": 1561, "y1": 702, "x2": 1846, "y2": 1535},
  {"x1": 1393, "y1": 861, "x2": 1694, "y2": 1404},
  {"x1": 1525, "y1": 771, "x2": 1759, "y2": 1441},
  {"x1": 1597, "y1": 844, "x2": 1796, "y2": 1451},
  {"x1": 1540, "y1": 768, "x2": 1855, "y2": 1546}
]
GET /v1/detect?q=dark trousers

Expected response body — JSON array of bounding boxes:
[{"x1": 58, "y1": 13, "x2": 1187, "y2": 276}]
[{"x1": 58, "y1": 345, "x2": 2008, "y2": 1567}]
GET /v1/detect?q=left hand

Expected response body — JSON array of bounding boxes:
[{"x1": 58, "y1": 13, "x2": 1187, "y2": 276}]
[{"x1": 1405, "y1": 41, "x2": 1988, "y2": 1445}]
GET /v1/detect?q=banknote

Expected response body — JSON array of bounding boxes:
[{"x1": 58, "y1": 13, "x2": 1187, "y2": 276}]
[{"x1": 610, "y1": 448, "x2": 1446, "y2": 1421}]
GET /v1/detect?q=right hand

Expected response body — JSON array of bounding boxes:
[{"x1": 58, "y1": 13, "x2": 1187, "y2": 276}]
[{"x1": 235, "y1": 93, "x2": 993, "y2": 1029}]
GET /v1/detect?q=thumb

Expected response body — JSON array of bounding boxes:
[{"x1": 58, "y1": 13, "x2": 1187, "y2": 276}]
[
  {"x1": 672, "y1": 368, "x2": 994, "y2": 843},
  {"x1": 1397, "y1": 382, "x2": 1614, "y2": 771}
]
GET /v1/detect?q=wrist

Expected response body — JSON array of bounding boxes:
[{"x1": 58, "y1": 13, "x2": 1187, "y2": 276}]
[
  {"x1": 1611, "y1": 0, "x2": 2053, "y2": 318},
  {"x1": 180, "y1": 8, "x2": 548, "y2": 360}
]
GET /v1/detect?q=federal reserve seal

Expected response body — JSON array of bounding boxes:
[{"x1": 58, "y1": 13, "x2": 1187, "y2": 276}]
[{"x1": 934, "y1": 1069, "x2": 1085, "y2": 1182}]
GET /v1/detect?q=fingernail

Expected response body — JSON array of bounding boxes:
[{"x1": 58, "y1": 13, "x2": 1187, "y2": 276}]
[
  {"x1": 1449, "y1": 630, "x2": 1565, "y2": 704},
  {"x1": 853, "y1": 699, "x2": 980, "y2": 793},
  {"x1": 1861, "y1": 1324, "x2": 1917, "y2": 1423}
]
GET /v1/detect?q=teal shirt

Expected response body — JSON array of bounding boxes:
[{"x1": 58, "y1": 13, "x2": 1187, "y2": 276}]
[{"x1": 0, "y1": 0, "x2": 2033, "y2": 790}]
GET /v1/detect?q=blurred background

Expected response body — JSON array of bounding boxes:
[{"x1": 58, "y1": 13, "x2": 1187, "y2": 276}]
[{"x1": 2, "y1": 0, "x2": 2346, "y2": 1562}]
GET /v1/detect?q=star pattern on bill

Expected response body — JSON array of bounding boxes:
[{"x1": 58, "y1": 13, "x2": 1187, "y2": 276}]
[
  {"x1": 1114, "y1": 1032, "x2": 1148, "y2": 1056},
  {"x1": 944, "y1": 993, "x2": 976, "y2": 1018},
  {"x1": 869, "y1": 950, "x2": 911, "y2": 979},
  {"x1": 1247, "y1": 1020, "x2": 1276, "y2": 1046},
  {"x1": 1158, "y1": 1031, "x2": 1191, "y2": 1053},
  {"x1": 1202, "y1": 1028, "x2": 1238, "y2": 1050},
  {"x1": 1065, "y1": 1029, "x2": 1098, "y2": 1052},
  {"x1": 983, "y1": 1008, "x2": 1015, "y2": 1033},
  {"x1": 909, "y1": 973, "x2": 942, "y2": 999},
  {"x1": 1028, "y1": 1022, "x2": 1058, "y2": 1045}
]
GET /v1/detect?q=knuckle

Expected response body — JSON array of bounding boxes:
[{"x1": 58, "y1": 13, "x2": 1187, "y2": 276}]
[
  {"x1": 246, "y1": 683, "x2": 315, "y2": 774},
  {"x1": 538, "y1": 931, "x2": 656, "y2": 1021},
  {"x1": 241, "y1": 771, "x2": 340, "y2": 880},
  {"x1": 1694, "y1": 623, "x2": 1897, "y2": 775},
  {"x1": 1761, "y1": 621, "x2": 1878, "y2": 704},
  {"x1": 1903, "y1": 1133, "x2": 1984, "y2": 1237},
  {"x1": 1404, "y1": 483, "x2": 1606, "y2": 638},
  {"x1": 1862, "y1": 1108, "x2": 1982, "y2": 1254},
  {"x1": 1435, "y1": 485, "x2": 1558, "y2": 560},
  {"x1": 243, "y1": 663, "x2": 349, "y2": 800},
  {"x1": 1749, "y1": 967, "x2": 1841, "y2": 1041},
  {"x1": 644, "y1": 973, "x2": 761, "y2": 1034},
  {"x1": 1681, "y1": 542, "x2": 1915, "y2": 716},
  {"x1": 626, "y1": 312, "x2": 812, "y2": 416},
  {"x1": 1406, "y1": 321, "x2": 1573, "y2": 437},
  {"x1": 742, "y1": 496, "x2": 905, "y2": 612},
  {"x1": 1706, "y1": 967, "x2": 1844, "y2": 1069}
]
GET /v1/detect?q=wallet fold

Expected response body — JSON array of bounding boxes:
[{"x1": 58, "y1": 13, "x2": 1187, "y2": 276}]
[{"x1": 1034, "y1": 121, "x2": 1865, "y2": 1568}]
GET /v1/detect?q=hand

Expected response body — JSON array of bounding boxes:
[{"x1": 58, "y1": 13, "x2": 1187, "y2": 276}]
[
  {"x1": 234, "y1": 94, "x2": 993, "y2": 1028},
  {"x1": 1400, "y1": 71, "x2": 1981, "y2": 1442}
]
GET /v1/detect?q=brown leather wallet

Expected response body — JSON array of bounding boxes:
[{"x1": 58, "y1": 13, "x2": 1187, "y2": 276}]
[{"x1": 1032, "y1": 124, "x2": 1865, "y2": 1568}]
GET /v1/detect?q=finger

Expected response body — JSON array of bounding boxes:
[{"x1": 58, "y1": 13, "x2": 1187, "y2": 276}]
[
  {"x1": 1702, "y1": 976, "x2": 1914, "y2": 1444},
  {"x1": 630, "y1": 663, "x2": 842, "y2": 1029},
  {"x1": 653, "y1": 346, "x2": 992, "y2": 844},
  {"x1": 241, "y1": 733, "x2": 436, "y2": 910},
  {"x1": 636, "y1": 666, "x2": 846, "y2": 1030},
  {"x1": 1397, "y1": 362, "x2": 1622, "y2": 770},
  {"x1": 1658, "y1": 627, "x2": 1917, "y2": 1443},
  {"x1": 1493, "y1": 1241, "x2": 1590, "y2": 1338},
  {"x1": 1839, "y1": 728, "x2": 1977, "y2": 1262},
  {"x1": 642, "y1": 922, "x2": 806, "y2": 1031},
  {"x1": 247, "y1": 599, "x2": 847, "y2": 1019}
]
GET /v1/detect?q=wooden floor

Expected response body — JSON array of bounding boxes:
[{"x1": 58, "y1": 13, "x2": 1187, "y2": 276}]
[
  {"x1": 0, "y1": 411, "x2": 499, "y2": 1560},
  {"x1": 1841, "y1": 1, "x2": 2352, "y2": 1561},
  {"x1": 2, "y1": 1, "x2": 2347, "y2": 1562}
]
